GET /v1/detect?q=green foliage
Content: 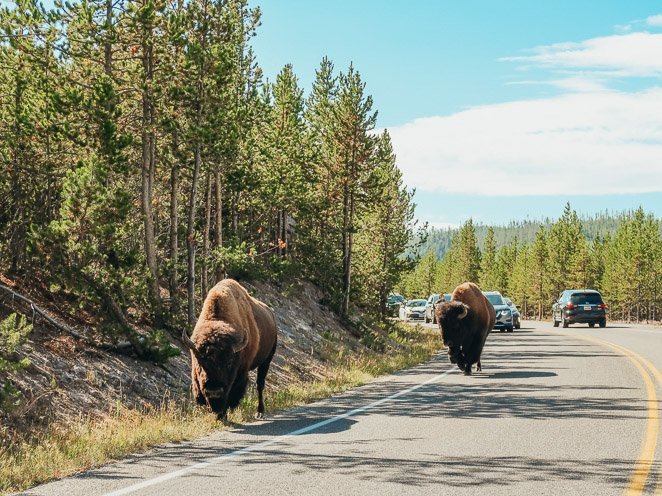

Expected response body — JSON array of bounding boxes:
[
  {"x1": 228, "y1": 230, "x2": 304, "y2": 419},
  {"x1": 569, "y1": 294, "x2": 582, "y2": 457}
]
[
  {"x1": 0, "y1": 0, "x2": 421, "y2": 356},
  {"x1": 142, "y1": 330, "x2": 180, "y2": 364},
  {"x1": 0, "y1": 313, "x2": 32, "y2": 406}
]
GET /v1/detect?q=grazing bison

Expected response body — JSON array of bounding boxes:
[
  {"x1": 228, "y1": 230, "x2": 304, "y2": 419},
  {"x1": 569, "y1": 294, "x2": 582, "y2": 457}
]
[
  {"x1": 181, "y1": 279, "x2": 278, "y2": 420},
  {"x1": 435, "y1": 282, "x2": 495, "y2": 375}
]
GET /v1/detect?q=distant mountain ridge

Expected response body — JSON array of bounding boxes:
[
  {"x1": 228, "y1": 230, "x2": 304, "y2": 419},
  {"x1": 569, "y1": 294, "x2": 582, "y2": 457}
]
[{"x1": 416, "y1": 209, "x2": 661, "y2": 259}]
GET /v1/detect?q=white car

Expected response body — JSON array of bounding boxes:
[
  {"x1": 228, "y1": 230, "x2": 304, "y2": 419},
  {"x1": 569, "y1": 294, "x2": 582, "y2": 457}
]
[{"x1": 399, "y1": 299, "x2": 427, "y2": 320}]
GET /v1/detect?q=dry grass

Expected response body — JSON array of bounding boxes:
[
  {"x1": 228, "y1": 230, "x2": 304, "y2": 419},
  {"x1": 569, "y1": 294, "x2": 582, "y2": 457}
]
[{"x1": 0, "y1": 324, "x2": 439, "y2": 495}]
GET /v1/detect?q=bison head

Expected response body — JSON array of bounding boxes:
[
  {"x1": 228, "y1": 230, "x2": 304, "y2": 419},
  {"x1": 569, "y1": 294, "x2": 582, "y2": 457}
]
[
  {"x1": 435, "y1": 301, "x2": 469, "y2": 367},
  {"x1": 182, "y1": 322, "x2": 248, "y2": 419}
]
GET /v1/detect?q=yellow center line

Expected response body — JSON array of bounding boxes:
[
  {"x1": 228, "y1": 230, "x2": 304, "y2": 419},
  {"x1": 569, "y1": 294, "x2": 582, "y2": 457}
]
[
  {"x1": 559, "y1": 332, "x2": 659, "y2": 496},
  {"x1": 606, "y1": 342, "x2": 662, "y2": 496}
]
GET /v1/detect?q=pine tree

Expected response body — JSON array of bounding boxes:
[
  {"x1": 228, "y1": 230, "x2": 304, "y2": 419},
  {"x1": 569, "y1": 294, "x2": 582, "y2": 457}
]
[
  {"x1": 479, "y1": 227, "x2": 498, "y2": 290},
  {"x1": 353, "y1": 131, "x2": 418, "y2": 317},
  {"x1": 453, "y1": 219, "x2": 481, "y2": 285},
  {"x1": 331, "y1": 64, "x2": 377, "y2": 316}
]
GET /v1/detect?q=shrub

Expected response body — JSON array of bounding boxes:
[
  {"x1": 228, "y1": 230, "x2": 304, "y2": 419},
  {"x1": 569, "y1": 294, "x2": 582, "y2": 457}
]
[{"x1": 0, "y1": 313, "x2": 32, "y2": 407}]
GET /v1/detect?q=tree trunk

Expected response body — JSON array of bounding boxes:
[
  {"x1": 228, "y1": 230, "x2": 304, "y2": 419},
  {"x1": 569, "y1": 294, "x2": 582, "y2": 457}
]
[
  {"x1": 104, "y1": 0, "x2": 113, "y2": 77},
  {"x1": 201, "y1": 172, "x2": 212, "y2": 296},
  {"x1": 168, "y1": 139, "x2": 179, "y2": 312},
  {"x1": 276, "y1": 210, "x2": 282, "y2": 257},
  {"x1": 141, "y1": 35, "x2": 162, "y2": 325},
  {"x1": 187, "y1": 144, "x2": 201, "y2": 325},
  {"x1": 341, "y1": 180, "x2": 349, "y2": 316},
  {"x1": 9, "y1": 78, "x2": 25, "y2": 273},
  {"x1": 214, "y1": 169, "x2": 223, "y2": 281}
]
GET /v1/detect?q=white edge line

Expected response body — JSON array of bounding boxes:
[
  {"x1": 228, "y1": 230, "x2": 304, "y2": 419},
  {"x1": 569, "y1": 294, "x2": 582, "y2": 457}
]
[{"x1": 103, "y1": 366, "x2": 456, "y2": 496}]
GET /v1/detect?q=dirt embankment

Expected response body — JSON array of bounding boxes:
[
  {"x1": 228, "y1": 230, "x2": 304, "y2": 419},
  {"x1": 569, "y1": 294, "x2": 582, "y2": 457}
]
[{"x1": 0, "y1": 276, "x2": 368, "y2": 438}]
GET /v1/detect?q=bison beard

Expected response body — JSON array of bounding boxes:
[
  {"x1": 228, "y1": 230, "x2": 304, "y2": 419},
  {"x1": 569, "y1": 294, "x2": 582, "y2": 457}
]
[
  {"x1": 182, "y1": 279, "x2": 278, "y2": 420},
  {"x1": 435, "y1": 282, "x2": 495, "y2": 375}
]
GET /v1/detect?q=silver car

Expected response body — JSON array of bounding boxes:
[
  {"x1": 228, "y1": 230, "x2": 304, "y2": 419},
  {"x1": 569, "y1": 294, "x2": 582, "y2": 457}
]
[
  {"x1": 504, "y1": 297, "x2": 521, "y2": 329},
  {"x1": 399, "y1": 299, "x2": 427, "y2": 320},
  {"x1": 483, "y1": 291, "x2": 514, "y2": 332},
  {"x1": 425, "y1": 293, "x2": 451, "y2": 324}
]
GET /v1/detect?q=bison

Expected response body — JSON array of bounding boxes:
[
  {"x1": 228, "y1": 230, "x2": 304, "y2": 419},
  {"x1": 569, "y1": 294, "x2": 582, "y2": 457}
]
[
  {"x1": 181, "y1": 279, "x2": 278, "y2": 420},
  {"x1": 435, "y1": 282, "x2": 495, "y2": 375}
]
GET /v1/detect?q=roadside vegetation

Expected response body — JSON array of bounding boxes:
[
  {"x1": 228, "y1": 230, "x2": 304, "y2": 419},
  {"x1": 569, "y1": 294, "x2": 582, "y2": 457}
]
[
  {"x1": 0, "y1": 0, "x2": 421, "y2": 358},
  {"x1": 0, "y1": 323, "x2": 438, "y2": 495},
  {"x1": 400, "y1": 204, "x2": 662, "y2": 322}
]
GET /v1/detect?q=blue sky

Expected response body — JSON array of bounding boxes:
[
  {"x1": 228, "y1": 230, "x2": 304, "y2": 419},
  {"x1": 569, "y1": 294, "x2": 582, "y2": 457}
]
[{"x1": 251, "y1": 0, "x2": 662, "y2": 228}]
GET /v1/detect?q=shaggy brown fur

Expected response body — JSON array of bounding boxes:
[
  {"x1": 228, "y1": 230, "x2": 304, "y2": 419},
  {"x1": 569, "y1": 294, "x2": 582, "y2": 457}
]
[
  {"x1": 435, "y1": 282, "x2": 495, "y2": 375},
  {"x1": 184, "y1": 279, "x2": 278, "y2": 419}
]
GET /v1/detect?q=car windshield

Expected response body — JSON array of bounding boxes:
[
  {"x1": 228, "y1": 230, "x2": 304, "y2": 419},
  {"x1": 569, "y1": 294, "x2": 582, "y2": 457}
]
[
  {"x1": 570, "y1": 293, "x2": 602, "y2": 305},
  {"x1": 485, "y1": 293, "x2": 505, "y2": 305},
  {"x1": 387, "y1": 294, "x2": 404, "y2": 304},
  {"x1": 408, "y1": 299, "x2": 427, "y2": 307}
]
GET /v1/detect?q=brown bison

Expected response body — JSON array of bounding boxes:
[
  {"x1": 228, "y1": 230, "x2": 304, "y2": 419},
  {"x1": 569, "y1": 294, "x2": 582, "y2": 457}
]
[
  {"x1": 181, "y1": 279, "x2": 278, "y2": 420},
  {"x1": 435, "y1": 282, "x2": 495, "y2": 375}
]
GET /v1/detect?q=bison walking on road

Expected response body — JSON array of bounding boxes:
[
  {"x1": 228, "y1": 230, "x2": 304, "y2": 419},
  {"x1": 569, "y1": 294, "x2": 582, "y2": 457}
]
[
  {"x1": 181, "y1": 279, "x2": 278, "y2": 420},
  {"x1": 435, "y1": 282, "x2": 495, "y2": 375}
]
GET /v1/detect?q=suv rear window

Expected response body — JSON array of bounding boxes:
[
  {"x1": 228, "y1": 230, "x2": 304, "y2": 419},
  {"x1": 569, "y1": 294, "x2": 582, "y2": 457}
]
[
  {"x1": 485, "y1": 294, "x2": 504, "y2": 306},
  {"x1": 570, "y1": 293, "x2": 603, "y2": 304}
]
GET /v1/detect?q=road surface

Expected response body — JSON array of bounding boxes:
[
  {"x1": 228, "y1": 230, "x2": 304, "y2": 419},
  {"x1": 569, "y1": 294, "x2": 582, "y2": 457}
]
[{"x1": 23, "y1": 321, "x2": 662, "y2": 495}]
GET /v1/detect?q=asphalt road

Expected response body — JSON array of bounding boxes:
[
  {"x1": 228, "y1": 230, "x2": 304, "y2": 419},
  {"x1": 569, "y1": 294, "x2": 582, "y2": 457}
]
[{"x1": 23, "y1": 320, "x2": 662, "y2": 496}]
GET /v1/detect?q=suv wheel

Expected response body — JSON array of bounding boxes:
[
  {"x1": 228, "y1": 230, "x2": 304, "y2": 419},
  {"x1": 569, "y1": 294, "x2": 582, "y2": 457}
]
[
  {"x1": 599, "y1": 318, "x2": 606, "y2": 328},
  {"x1": 588, "y1": 322, "x2": 595, "y2": 328},
  {"x1": 506, "y1": 326, "x2": 514, "y2": 333},
  {"x1": 562, "y1": 315, "x2": 569, "y2": 328}
]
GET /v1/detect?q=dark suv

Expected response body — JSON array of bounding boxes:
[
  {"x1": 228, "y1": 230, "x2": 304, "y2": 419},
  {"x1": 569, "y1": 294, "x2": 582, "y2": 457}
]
[{"x1": 552, "y1": 290, "x2": 606, "y2": 328}]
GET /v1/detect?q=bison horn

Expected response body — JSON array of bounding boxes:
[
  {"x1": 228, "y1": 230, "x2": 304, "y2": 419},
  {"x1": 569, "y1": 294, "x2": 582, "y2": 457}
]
[
  {"x1": 232, "y1": 330, "x2": 249, "y2": 353},
  {"x1": 457, "y1": 304, "x2": 469, "y2": 320},
  {"x1": 181, "y1": 329, "x2": 197, "y2": 352}
]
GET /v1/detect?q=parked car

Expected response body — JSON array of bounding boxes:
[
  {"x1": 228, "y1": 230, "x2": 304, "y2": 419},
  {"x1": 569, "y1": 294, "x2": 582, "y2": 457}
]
[
  {"x1": 425, "y1": 293, "x2": 453, "y2": 323},
  {"x1": 424, "y1": 294, "x2": 441, "y2": 324},
  {"x1": 483, "y1": 291, "x2": 513, "y2": 332},
  {"x1": 386, "y1": 293, "x2": 404, "y2": 317},
  {"x1": 504, "y1": 297, "x2": 521, "y2": 329},
  {"x1": 399, "y1": 299, "x2": 427, "y2": 320},
  {"x1": 552, "y1": 290, "x2": 606, "y2": 328}
]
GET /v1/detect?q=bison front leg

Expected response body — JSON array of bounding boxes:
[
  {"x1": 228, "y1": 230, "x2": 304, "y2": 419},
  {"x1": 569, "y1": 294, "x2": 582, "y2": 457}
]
[
  {"x1": 256, "y1": 342, "x2": 277, "y2": 419},
  {"x1": 227, "y1": 372, "x2": 248, "y2": 411},
  {"x1": 192, "y1": 370, "x2": 206, "y2": 406}
]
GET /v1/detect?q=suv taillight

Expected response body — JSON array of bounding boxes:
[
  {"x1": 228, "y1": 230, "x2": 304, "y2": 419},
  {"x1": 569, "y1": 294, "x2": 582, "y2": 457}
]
[
  {"x1": 566, "y1": 303, "x2": 575, "y2": 309},
  {"x1": 599, "y1": 303, "x2": 606, "y2": 309}
]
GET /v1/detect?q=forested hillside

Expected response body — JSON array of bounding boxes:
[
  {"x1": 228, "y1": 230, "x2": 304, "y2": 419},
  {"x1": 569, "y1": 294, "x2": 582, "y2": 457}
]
[
  {"x1": 417, "y1": 210, "x2": 656, "y2": 260},
  {"x1": 0, "y1": 0, "x2": 421, "y2": 362},
  {"x1": 400, "y1": 204, "x2": 662, "y2": 322}
]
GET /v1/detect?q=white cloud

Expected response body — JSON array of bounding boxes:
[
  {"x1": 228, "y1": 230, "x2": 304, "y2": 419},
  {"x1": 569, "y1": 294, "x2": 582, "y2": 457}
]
[
  {"x1": 501, "y1": 32, "x2": 662, "y2": 78},
  {"x1": 508, "y1": 76, "x2": 607, "y2": 93},
  {"x1": 646, "y1": 14, "x2": 662, "y2": 27},
  {"x1": 386, "y1": 89, "x2": 662, "y2": 197}
]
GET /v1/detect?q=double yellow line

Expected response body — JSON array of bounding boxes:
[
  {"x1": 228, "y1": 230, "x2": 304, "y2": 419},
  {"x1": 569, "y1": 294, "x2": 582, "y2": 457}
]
[{"x1": 567, "y1": 333, "x2": 661, "y2": 495}]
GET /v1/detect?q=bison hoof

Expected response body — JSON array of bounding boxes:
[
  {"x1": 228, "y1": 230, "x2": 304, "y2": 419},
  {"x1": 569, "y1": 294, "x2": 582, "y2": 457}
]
[{"x1": 463, "y1": 366, "x2": 472, "y2": 376}]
